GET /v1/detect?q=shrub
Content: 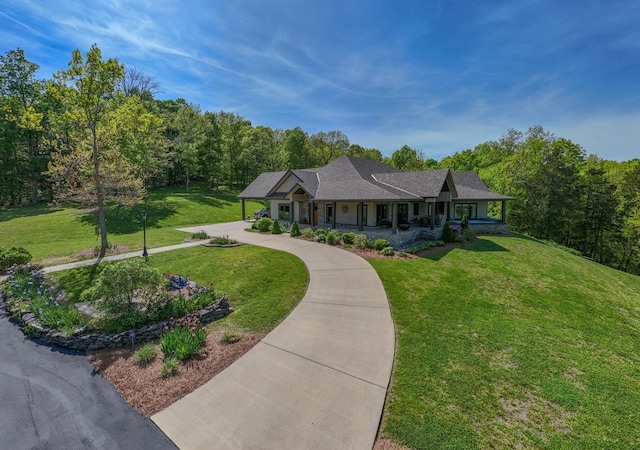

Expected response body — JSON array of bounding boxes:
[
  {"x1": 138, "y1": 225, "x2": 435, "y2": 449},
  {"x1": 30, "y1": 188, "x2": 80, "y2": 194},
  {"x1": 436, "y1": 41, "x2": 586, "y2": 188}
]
[
  {"x1": 161, "y1": 316, "x2": 208, "y2": 361},
  {"x1": 136, "y1": 343, "x2": 157, "y2": 365},
  {"x1": 301, "y1": 227, "x2": 315, "y2": 239},
  {"x1": 160, "y1": 357, "x2": 179, "y2": 378},
  {"x1": 191, "y1": 230, "x2": 209, "y2": 239},
  {"x1": 341, "y1": 232, "x2": 356, "y2": 245},
  {"x1": 365, "y1": 239, "x2": 375, "y2": 250},
  {"x1": 220, "y1": 332, "x2": 240, "y2": 344},
  {"x1": 353, "y1": 234, "x2": 368, "y2": 250},
  {"x1": 380, "y1": 246, "x2": 395, "y2": 256},
  {"x1": 81, "y1": 258, "x2": 162, "y2": 319},
  {"x1": 406, "y1": 240, "x2": 446, "y2": 254},
  {"x1": 270, "y1": 219, "x2": 283, "y2": 234},
  {"x1": 326, "y1": 230, "x2": 341, "y2": 245},
  {"x1": 210, "y1": 235, "x2": 237, "y2": 245},
  {"x1": 373, "y1": 239, "x2": 390, "y2": 251},
  {"x1": 0, "y1": 246, "x2": 32, "y2": 272},
  {"x1": 461, "y1": 228, "x2": 477, "y2": 242},
  {"x1": 461, "y1": 214, "x2": 469, "y2": 229},
  {"x1": 398, "y1": 251, "x2": 408, "y2": 258},
  {"x1": 442, "y1": 221, "x2": 453, "y2": 243},
  {"x1": 290, "y1": 221, "x2": 301, "y2": 237},
  {"x1": 314, "y1": 228, "x2": 327, "y2": 242},
  {"x1": 254, "y1": 217, "x2": 272, "y2": 232}
]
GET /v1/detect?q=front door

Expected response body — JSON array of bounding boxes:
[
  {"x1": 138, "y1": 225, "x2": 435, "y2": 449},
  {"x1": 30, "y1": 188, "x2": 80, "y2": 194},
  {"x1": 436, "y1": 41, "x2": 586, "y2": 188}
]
[{"x1": 376, "y1": 204, "x2": 388, "y2": 225}]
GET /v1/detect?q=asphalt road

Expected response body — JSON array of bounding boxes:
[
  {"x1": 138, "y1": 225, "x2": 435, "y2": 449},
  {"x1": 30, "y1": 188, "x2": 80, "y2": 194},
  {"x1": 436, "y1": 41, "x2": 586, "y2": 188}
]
[{"x1": 0, "y1": 300, "x2": 176, "y2": 450}]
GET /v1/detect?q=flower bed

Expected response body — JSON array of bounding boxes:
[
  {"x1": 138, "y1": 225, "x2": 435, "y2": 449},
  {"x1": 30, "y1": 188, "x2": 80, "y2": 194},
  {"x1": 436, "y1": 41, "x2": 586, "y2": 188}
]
[
  {"x1": 1, "y1": 262, "x2": 233, "y2": 351},
  {"x1": 2, "y1": 293, "x2": 232, "y2": 351}
]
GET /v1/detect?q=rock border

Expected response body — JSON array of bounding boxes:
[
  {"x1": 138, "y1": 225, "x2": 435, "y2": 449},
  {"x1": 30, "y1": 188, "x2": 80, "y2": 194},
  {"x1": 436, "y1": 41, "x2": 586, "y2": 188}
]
[{"x1": 1, "y1": 293, "x2": 233, "y2": 351}]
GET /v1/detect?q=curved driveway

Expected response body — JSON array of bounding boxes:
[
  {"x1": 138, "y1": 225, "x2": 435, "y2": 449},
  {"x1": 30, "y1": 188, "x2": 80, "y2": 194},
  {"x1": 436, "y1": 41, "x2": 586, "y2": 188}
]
[{"x1": 152, "y1": 222, "x2": 395, "y2": 449}]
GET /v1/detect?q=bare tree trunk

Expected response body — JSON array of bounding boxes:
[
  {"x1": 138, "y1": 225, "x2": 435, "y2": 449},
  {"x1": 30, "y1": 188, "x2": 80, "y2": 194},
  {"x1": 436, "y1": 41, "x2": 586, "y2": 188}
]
[{"x1": 91, "y1": 126, "x2": 109, "y2": 257}]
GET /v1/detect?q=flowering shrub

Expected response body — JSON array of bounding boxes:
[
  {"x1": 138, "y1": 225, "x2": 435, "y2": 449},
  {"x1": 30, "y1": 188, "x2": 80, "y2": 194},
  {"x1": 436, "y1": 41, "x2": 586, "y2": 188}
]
[
  {"x1": 2, "y1": 264, "x2": 88, "y2": 335},
  {"x1": 161, "y1": 316, "x2": 208, "y2": 361},
  {"x1": 313, "y1": 228, "x2": 327, "y2": 242}
]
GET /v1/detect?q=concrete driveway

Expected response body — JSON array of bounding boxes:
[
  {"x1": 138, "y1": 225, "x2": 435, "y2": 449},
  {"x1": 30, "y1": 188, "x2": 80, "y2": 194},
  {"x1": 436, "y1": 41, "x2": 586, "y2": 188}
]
[
  {"x1": 0, "y1": 301, "x2": 176, "y2": 450},
  {"x1": 152, "y1": 222, "x2": 395, "y2": 449}
]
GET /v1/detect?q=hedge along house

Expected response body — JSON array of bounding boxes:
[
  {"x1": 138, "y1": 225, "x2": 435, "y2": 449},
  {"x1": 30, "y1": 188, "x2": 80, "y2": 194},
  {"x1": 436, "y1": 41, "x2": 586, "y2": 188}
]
[{"x1": 238, "y1": 155, "x2": 512, "y2": 236}]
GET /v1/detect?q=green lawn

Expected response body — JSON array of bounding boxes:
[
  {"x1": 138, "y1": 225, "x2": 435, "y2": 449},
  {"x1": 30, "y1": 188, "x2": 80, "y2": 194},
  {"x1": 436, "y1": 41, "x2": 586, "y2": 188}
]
[
  {"x1": 0, "y1": 184, "x2": 265, "y2": 266},
  {"x1": 51, "y1": 244, "x2": 308, "y2": 334},
  {"x1": 370, "y1": 236, "x2": 640, "y2": 449}
]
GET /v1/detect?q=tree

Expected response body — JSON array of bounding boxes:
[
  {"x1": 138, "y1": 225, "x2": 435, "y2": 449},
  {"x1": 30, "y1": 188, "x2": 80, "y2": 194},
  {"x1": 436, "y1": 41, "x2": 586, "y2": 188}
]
[
  {"x1": 0, "y1": 48, "x2": 48, "y2": 204},
  {"x1": 347, "y1": 144, "x2": 383, "y2": 162},
  {"x1": 390, "y1": 145, "x2": 425, "y2": 171},
  {"x1": 309, "y1": 130, "x2": 350, "y2": 165},
  {"x1": 50, "y1": 44, "x2": 125, "y2": 257},
  {"x1": 120, "y1": 66, "x2": 161, "y2": 100},
  {"x1": 284, "y1": 127, "x2": 309, "y2": 169}
]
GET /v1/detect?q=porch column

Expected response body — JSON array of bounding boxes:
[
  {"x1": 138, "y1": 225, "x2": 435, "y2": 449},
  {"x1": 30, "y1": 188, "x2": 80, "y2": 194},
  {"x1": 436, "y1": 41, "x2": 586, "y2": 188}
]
[
  {"x1": 501, "y1": 200, "x2": 507, "y2": 223},
  {"x1": 359, "y1": 202, "x2": 364, "y2": 231},
  {"x1": 241, "y1": 199, "x2": 246, "y2": 220},
  {"x1": 430, "y1": 202, "x2": 435, "y2": 230},
  {"x1": 332, "y1": 202, "x2": 337, "y2": 229},
  {"x1": 392, "y1": 203, "x2": 398, "y2": 231}
]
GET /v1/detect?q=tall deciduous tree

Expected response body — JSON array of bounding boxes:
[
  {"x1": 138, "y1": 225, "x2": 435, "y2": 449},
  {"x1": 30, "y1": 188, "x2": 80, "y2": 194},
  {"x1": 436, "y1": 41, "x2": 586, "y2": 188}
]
[
  {"x1": 50, "y1": 44, "x2": 125, "y2": 257},
  {"x1": 0, "y1": 48, "x2": 48, "y2": 205}
]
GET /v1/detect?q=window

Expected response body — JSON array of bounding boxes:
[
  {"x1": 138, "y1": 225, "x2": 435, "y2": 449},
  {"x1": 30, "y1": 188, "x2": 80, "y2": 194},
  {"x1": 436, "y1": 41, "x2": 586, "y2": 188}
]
[
  {"x1": 326, "y1": 204, "x2": 333, "y2": 223},
  {"x1": 278, "y1": 203, "x2": 290, "y2": 221},
  {"x1": 454, "y1": 203, "x2": 477, "y2": 220},
  {"x1": 376, "y1": 204, "x2": 388, "y2": 225},
  {"x1": 413, "y1": 203, "x2": 420, "y2": 216},
  {"x1": 362, "y1": 204, "x2": 368, "y2": 226},
  {"x1": 397, "y1": 203, "x2": 409, "y2": 223}
]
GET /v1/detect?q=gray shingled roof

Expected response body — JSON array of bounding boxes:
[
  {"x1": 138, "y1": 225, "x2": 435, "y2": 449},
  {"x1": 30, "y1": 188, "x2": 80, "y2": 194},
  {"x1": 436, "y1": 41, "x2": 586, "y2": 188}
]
[
  {"x1": 452, "y1": 171, "x2": 514, "y2": 200},
  {"x1": 238, "y1": 156, "x2": 511, "y2": 202},
  {"x1": 238, "y1": 171, "x2": 287, "y2": 198},
  {"x1": 373, "y1": 170, "x2": 453, "y2": 198}
]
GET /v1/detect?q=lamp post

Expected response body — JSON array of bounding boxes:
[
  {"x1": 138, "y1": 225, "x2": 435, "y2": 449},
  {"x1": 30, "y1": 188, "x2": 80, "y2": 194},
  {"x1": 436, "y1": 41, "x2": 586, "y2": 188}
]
[{"x1": 142, "y1": 210, "x2": 148, "y2": 257}]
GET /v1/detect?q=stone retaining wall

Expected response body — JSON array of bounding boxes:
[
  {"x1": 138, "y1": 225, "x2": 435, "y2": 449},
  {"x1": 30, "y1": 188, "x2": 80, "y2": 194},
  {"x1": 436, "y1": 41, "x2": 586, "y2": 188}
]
[{"x1": 1, "y1": 294, "x2": 232, "y2": 351}]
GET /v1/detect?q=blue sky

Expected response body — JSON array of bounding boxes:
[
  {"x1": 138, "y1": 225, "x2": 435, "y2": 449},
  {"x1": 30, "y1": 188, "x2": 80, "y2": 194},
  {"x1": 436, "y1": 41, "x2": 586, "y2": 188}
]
[{"x1": 2, "y1": 0, "x2": 639, "y2": 161}]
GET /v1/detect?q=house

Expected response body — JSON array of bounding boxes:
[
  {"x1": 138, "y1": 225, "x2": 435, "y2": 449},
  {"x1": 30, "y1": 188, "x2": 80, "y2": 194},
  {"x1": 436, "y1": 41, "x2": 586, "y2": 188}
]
[{"x1": 238, "y1": 155, "x2": 512, "y2": 234}]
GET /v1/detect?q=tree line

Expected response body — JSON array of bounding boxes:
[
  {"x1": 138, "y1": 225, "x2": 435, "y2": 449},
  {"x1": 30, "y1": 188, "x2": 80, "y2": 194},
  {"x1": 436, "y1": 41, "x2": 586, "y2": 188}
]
[{"x1": 1, "y1": 46, "x2": 638, "y2": 274}]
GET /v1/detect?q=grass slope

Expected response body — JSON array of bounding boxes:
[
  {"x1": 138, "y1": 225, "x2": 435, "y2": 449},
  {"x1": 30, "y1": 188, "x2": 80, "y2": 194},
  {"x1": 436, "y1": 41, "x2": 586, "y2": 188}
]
[
  {"x1": 371, "y1": 236, "x2": 640, "y2": 449},
  {"x1": 0, "y1": 184, "x2": 264, "y2": 265},
  {"x1": 52, "y1": 244, "x2": 308, "y2": 334}
]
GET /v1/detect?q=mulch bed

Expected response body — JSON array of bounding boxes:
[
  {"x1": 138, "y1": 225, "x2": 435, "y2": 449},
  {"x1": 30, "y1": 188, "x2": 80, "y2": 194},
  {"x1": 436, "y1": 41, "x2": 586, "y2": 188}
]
[{"x1": 87, "y1": 330, "x2": 261, "y2": 416}]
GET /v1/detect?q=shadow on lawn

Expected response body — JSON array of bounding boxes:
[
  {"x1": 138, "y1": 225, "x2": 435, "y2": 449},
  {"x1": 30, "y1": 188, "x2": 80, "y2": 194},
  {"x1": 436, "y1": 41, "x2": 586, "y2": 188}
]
[
  {"x1": 0, "y1": 203, "x2": 63, "y2": 223},
  {"x1": 425, "y1": 238, "x2": 509, "y2": 261},
  {"x1": 76, "y1": 202, "x2": 178, "y2": 235}
]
